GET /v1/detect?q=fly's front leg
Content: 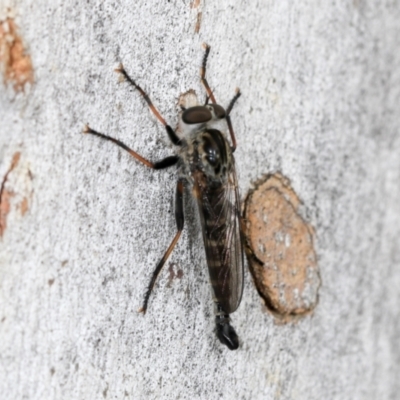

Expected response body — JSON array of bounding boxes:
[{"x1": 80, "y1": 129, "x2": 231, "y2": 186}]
[
  {"x1": 225, "y1": 89, "x2": 241, "y2": 152},
  {"x1": 200, "y1": 43, "x2": 217, "y2": 104},
  {"x1": 139, "y1": 178, "x2": 185, "y2": 314},
  {"x1": 115, "y1": 64, "x2": 181, "y2": 146},
  {"x1": 83, "y1": 125, "x2": 178, "y2": 170}
]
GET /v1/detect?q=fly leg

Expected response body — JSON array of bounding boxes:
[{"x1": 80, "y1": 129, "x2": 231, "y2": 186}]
[
  {"x1": 83, "y1": 125, "x2": 179, "y2": 170},
  {"x1": 139, "y1": 179, "x2": 185, "y2": 314},
  {"x1": 199, "y1": 43, "x2": 241, "y2": 152},
  {"x1": 215, "y1": 304, "x2": 239, "y2": 350},
  {"x1": 200, "y1": 43, "x2": 217, "y2": 104},
  {"x1": 225, "y1": 89, "x2": 241, "y2": 152},
  {"x1": 115, "y1": 64, "x2": 181, "y2": 146}
]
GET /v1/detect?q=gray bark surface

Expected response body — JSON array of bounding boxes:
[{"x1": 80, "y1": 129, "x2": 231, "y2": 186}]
[{"x1": 1, "y1": 1, "x2": 400, "y2": 399}]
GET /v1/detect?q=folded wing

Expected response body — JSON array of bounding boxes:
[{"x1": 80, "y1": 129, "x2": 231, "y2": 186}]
[{"x1": 194, "y1": 159, "x2": 244, "y2": 314}]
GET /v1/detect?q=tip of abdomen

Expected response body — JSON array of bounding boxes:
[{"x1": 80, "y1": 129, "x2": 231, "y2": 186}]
[{"x1": 216, "y1": 313, "x2": 239, "y2": 350}]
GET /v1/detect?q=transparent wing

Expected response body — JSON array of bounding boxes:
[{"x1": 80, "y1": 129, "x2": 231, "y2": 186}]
[{"x1": 194, "y1": 159, "x2": 244, "y2": 314}]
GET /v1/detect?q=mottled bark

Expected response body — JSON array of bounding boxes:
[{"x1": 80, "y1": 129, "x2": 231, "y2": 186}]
[{"x1": 1, "y1": 1, "x2": 400, "y2": 399}]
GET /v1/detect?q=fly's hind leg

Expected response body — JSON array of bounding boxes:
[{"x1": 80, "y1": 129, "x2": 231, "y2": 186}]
[
  {"x1": 139, "y1": 178, "x2": 185, "y2": 314},
  {"x1": 115, "y1": 64, "x2": 181, "y2": 146}
]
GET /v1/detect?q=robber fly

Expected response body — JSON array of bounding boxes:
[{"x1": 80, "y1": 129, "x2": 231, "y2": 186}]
[{"x1": 83, "y1": 44, "x2": 244, "y2": 350}]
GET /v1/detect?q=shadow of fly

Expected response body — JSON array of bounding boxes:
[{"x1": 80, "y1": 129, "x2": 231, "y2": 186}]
[{"x1": 84, "y1": 44, "x2": 244, "y2": 350}]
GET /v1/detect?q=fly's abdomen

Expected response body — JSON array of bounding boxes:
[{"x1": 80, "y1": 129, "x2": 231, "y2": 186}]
[
  {"x1": 205, "y1": 218, "x2": 234, "y2": 313},
  {"x1": 196, "y1": 180, "x2": 244, "y2": 315}
]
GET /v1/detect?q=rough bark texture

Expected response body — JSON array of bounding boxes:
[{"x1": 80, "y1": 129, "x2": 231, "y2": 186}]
[{"x1": 1, "y1": 1, "x2": 400, "y2": 399}]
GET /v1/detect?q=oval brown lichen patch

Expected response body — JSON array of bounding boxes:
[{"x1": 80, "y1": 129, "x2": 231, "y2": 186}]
[{"x1": 243, "y1": 173, "x2": 320, "y2": 321}]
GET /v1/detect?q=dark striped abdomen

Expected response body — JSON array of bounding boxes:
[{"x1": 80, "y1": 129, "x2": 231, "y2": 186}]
[{"x1": 196, "y1": 176, "x2": 243, "y2": 314}]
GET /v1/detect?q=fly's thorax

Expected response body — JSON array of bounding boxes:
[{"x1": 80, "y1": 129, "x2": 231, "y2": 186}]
[{"x1": 181, "y1": 128, "x2": 232, "y2": 182}]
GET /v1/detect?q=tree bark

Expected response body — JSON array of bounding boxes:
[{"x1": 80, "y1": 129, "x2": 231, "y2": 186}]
[{"x1": 1, "y1": 1, "x2": 400, "y2": 399}]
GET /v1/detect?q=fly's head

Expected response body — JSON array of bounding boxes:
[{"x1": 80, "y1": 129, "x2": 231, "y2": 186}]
[{"x1": 181, "y1": 104, "x2": 226, "y2": 125}]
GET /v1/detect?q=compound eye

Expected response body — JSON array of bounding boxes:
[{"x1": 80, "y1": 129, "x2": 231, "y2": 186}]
[
  {"x1": 210, "y1": 104, "x2": 226, "y2": 119},
  {"x1": 182, "y1": 106, "x2": 212, "y2": 124},
  {"x1": 203, "y1": 138, "x2": 220, "y2": 167}
]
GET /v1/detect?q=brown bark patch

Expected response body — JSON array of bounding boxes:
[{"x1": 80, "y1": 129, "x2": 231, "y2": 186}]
[
  {"x1": 19, "y1": 196, "x2": 29, "y2": 215},
  {"x1": 0, "y1": 189, "x2": 14, "y2": 237},
  {"x1": 190, "y1": 0, "x2": 201, "y2": 8},
  {"x1": 0, "y1": 153, "x2": 33, "y2": 237},
  {"x1": 178, "y1": 89, "x2": 198, "y2": 110},
  {"x1": 0, "y1": 152, "x2": 20, "y2": 237},
  {"x1": 194, "y1": 12, "x2": 202, "y2": 34},
  {"x1": 190, "y1": 0, "x2": 202, "y2": 33},
  {"x1": 243, "y1": 173, "x2": 320, "y2": 322},
  {"x1": 0, "y1": 16, "x2": 34, "y2": 91}
]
